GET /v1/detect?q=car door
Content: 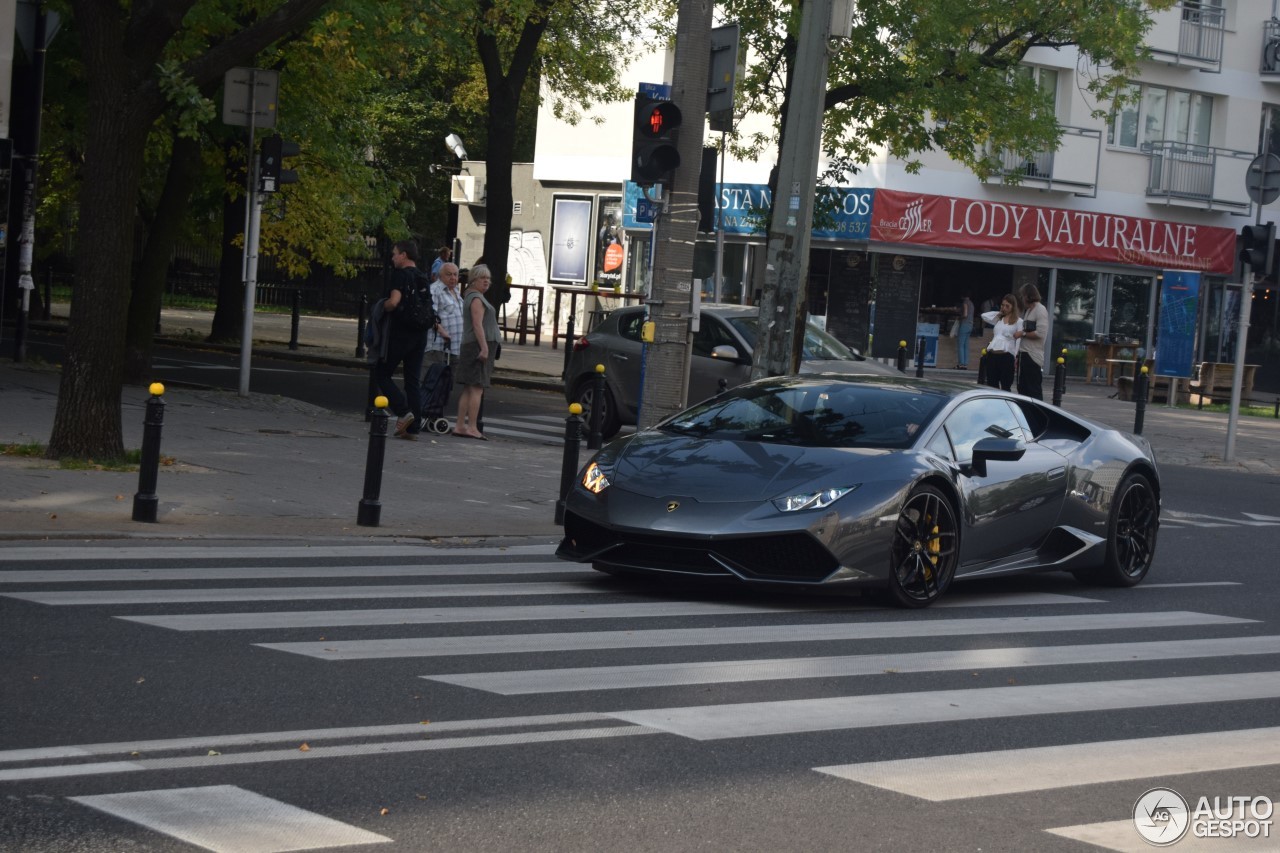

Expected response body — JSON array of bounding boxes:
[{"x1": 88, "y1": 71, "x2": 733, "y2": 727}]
[
  {"x1": 605, "y1": 309, "x2": 647, "y2": 417},
  {"x1": 939, "y1": 397, "x2": 1069, "y2": 564},
  {"x1": 686, "y1": 315, "x2": 752, "y2": 405}
]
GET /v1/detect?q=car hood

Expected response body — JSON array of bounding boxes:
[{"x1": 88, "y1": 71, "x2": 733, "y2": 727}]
[{"x1": 610, "y1": 431, "x2": 889, "y2": 502}]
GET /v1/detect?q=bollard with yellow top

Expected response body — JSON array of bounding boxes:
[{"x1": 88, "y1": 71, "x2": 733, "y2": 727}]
[
  {"x1": 587, "y1": 364, "x2": 607, "y2": 451},
  {"x1": 1052, "y1": 348, "x2": 1067, "y2": 407},
  {"x1": 132, "y1": 382, "x2": 167, "y2": 522},
  {"x1": 357, "y1": 395, "x2": 391, "y2": 527},
  {"x1": 556, "y1": 403, "x2": 586, "y2": 525}
]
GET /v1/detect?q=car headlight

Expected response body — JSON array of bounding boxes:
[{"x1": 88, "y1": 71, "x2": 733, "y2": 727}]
[
  {"x1": 771, "y1": 486, "x2": 857, "y2": 512},
  {"x1": 581, "y1": 461, "x2": 611, "y2": 494}
]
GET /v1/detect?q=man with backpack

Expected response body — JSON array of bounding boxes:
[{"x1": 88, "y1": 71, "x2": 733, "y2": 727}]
[{"x1": 375, "y1": 239, "x2": 435, "y2": 439}]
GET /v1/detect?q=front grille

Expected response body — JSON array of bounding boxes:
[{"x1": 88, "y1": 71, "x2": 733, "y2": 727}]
[{"x1": 562, "y1": 511, "x2": 838, "y2": 583}]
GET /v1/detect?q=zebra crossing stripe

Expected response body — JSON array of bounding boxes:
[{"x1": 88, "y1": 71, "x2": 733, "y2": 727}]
[
  {"x1": 258, "y1": 611, "x2": 1249, "y2": 660},
  {"x1": 814, "y1": 726, "x2": 1280, "y2": 801},
  {"x1": 0, "y1": 543, "x2": 558, "y2": 562},
  {"x1": 69, "y1": 785, "x2": 390, "y2": 852},
  {"x1": 5, "y1": 580, "x2": 610, "y2": 606},
  {"x1": 425, "y1": 635, "x2": 1280, "y2": 695},
  {"x1": 0, "y1": 561, "x2": 584, "y2": 584},
  {"x1": 121, "y1": 592, "x2": 1099, "y2": 632},
  {"x1": 2, "y1": 727, "x2": 658, "y2": 784},
  {"x1": 606, "y1": 671, "x2": 1280, "y2": 741}
]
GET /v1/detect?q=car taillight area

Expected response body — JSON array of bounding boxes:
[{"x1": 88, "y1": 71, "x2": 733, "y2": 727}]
[{"x1": 573, "y1": 337, "x2": 591, "y2": 351}]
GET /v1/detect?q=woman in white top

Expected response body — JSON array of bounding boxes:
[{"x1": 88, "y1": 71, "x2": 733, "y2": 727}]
[{"x1": 980, "y1": 293, "x2": 1022, "y2": 391}]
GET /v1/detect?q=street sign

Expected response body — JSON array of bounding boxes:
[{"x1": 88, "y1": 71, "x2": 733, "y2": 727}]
[
  {"x1": 1245, "y1": 153, "x2": 1280, "y2": 205},
  {"x1": 636, "y1": 198, "x2": 659, "y2": 223},
  {"x1": 222, "y1": 68, "x2": 279, "y2": 128}
]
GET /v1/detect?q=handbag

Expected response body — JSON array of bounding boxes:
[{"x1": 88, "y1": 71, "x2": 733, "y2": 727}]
[{"x1": 493, "y1": 341, "x2": 502, "y2": 361}]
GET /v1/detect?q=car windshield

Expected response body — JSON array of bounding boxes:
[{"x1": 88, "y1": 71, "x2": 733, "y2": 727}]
[
  {"x1": 658, "y1": 380, "x2": 946, "y2": 448},
  {"x1": 728, "y1": 317, "x2": 863, "y2": 361}
]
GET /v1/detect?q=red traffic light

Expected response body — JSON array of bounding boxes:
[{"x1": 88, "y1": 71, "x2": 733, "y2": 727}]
[{"x1": 639, "y1": 101, "x2": 682, "y2": 138}]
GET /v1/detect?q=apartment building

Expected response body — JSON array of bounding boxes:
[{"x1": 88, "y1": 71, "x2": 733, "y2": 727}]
[{"x1": 455, "y1": 0, "x2": 1280, "y2": 389}]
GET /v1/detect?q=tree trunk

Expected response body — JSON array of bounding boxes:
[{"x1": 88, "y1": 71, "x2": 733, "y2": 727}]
[
  {"x1": 47, "y1": 100, "x2": 152, "y2": 459},
  {"x1": 124, "y1": 134, "x2": 203, "y2": 384},
  {"x1": 482, "y1": 88, "x2": 518, "y2": 308}
]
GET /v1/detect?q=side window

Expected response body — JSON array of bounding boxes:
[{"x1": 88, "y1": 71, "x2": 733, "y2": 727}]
[
  {"x1": 926, "y1": 428, "x2": 954, "y2": 460},
  {"x1": 617, "y1": 311, "x2": 644, "y2": 342},
  {"x1": 692, "y1": 318, "x2": 741, "y2": 358},
  {"x1": 942, "y1": 398, "x2": 1023, "y2": 463}
]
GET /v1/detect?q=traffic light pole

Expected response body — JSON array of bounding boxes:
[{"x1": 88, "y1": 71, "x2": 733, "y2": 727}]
[
  {"x1": 237, "y1": 70, "x2": 260, "y2": 398},
  {"x1": 1225, "y1": 258, "x2": 1252, "y2": 461},
  {"x1": 751, "y1": 0, "x2": 833, "y2": 379}
]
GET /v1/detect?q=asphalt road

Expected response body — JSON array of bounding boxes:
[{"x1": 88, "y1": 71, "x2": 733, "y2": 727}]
[{"x1": 3, "y1": 465, "x2": 1279, "y2": 852}]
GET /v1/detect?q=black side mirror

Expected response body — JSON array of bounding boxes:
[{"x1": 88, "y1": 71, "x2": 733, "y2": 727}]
[{"x1": 965, "y1": 437, "x2": 1026, "y2": 477}]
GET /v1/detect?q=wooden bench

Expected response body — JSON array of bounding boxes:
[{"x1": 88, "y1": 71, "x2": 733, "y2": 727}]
[{"x1": 1190, "y1": 362, "x2": 1257, "y2": 405}]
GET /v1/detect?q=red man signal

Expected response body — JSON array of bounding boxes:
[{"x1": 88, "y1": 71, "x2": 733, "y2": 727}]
[{"x1": 631, "y1": 95, "x2": 682, "y2": 185}]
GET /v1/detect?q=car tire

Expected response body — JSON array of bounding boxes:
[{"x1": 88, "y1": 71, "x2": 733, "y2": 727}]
[
  {"x1": 1073, "y1": 472, "x2": 1158, "y2": 587},
  {"x1": 573, "y1": 378, "x2": 621, "y2": 439},
  {"x1": 885, "y1": 484, "x2": 959, "y2": 609}
]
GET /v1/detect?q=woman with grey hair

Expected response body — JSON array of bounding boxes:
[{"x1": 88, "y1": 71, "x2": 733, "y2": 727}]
[{"x1": 452, "y1": 264, "x2": 500, "y2": 439}]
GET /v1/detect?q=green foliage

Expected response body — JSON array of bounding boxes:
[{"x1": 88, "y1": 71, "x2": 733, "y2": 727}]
[{"x1": 725, "y1": 0, "x2": 1170, "y2": 181}]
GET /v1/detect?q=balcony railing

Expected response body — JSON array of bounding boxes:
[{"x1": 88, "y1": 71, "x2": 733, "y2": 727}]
[
  {"x1": 982, "y1": 126, "x2": 1102, "y2": 197},
  {"x1": 1145, "y1": 1, "x2": 1224, "y2": 71},
  {"x1": 1144, "y1": 140, "x2": 1252, "y2": 212},
  {"x1": 1262, "y1": 19, "x2": 1280, "y2": 76}
]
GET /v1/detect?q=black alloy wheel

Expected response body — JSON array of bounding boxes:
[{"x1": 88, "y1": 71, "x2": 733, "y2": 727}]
[
  {"x1": 1076, "y1": 472, "x2": 1158, "y2": 587},
  {"x1": 887, "y1": 485, "x2": 959, "y2": 608}
]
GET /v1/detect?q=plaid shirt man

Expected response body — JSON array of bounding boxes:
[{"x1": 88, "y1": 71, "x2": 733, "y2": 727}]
[{"x1": 426, "y1": 265, "x2": 463, "y2": 357}]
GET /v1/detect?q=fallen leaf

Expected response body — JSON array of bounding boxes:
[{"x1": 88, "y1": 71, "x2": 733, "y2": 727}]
[
  {"x1": 379, "y1": 808, "x2": 389, "y2": 816},
  {"x1": 883, "y1": 668, "x2": 899, "y2": 674},
  {"x1": 416, "y1": 794, "x2": 428, "y2": 800},
  {"x1": 420, "y1": 720, "x2": 430, "y2": 726},
  {"x1": 114, "y1": 494, "x2": 125, "y2": 501},
  {"x1": 298, "y1": 743, "x2": 310, "y2": 752},
  {"x1": 49, "y1": 514, "x2": 57, "y2": 519},
  {"x1": 135, "y1": 677, "x2": 146, "y2": 684},
  {"x1": 130, "y1": 752, "x2": 140, "y2": 757},
  {"x1": 207, "y1": 750, "x2": 221, "y2": 756}
]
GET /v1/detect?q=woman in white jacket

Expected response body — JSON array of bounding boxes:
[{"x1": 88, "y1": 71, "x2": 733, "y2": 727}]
[{"x1": 981, "y1": 294, "x2": 1022, "y2": 391}]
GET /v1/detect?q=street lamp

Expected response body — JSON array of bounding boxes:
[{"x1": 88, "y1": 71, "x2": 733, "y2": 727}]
[{"x1": 445, "y1": 133, "x2": 467, "y2": 160}]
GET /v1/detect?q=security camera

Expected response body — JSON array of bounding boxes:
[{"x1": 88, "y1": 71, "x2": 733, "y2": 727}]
[{"x1": 445, "y1": 133, "x2": 467, "y2": 160}]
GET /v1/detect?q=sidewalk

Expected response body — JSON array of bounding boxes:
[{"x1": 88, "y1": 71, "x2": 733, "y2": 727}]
[{"x1": 2, "y1": 306, "x2": 1278, "y2": 542}]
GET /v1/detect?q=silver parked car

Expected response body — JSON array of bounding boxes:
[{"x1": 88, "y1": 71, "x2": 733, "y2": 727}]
[{"x1": 564, "y1": 304, "x2": 900, "y2": 438}]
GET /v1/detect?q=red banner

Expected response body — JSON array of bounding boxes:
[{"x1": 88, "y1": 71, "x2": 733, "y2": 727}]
[{"x1": 870, "y1": 189, "x2": 1236, "y2": 274}]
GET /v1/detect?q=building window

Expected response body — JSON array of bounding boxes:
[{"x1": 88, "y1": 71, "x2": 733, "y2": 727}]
[{"x1": 1108, "y1": 84, "x2": 1212, "y2": 150}]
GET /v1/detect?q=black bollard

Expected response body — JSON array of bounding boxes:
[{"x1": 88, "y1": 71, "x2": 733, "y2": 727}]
[
  {"x1": 357, "y1": 395, "x2": 391, "y2": 527},
  {"x1": 897, "y1": 340, "x2": 908, "y2": 373},
  {"x1": 356, "y1": 294, "x2": 368, "y2": 359},
  {"x1": 1133, "y1": 367, "x2": 1150, "y2": 436},
  {"x1": 915, "y1": 337, "x2": 925, "y2": 378},
  {"x1": 561, "y1": 315, "x2": 577, "y2": 382},
  {"x1": 556, "y1": 405, "x2": 586, "y2": 525},
  {"x1": 132, "y1": 383, "x2": 167, "y2": 523},
  {"x1": 587, "y1": 364, "x2": 606, "y2": 450},
  {"x1": 977, "y1": 349, "x2": 988, "y2": 385},
  {"x1": 1052, "y1": 355, "x2": 1066, "y2": 407},
  {"x1": 289, "y1": 289, "x2": 301, "y2": 350}
]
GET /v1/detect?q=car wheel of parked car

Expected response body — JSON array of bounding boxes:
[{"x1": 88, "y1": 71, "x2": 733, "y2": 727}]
[
  {"x1": 885, "y1": 484, "x2": 959, "y2": 608},
  {"x1": 573, "y1": 379, "x2": 621, "y2": 439},
  {"x1": 1073, "y1": 471, "x2": 1158, "y2": 587}
]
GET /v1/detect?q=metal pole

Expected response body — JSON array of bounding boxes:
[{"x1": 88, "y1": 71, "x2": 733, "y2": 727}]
[
  {"x1": 1052, "y1": 351, "x2": 1066, "y2": 407},
  {"x1": 289, "y1": 288, "x2": 301, "y2": 350},
  {"x1": 132, "y1": 383, "x2": 167, "y2": 523},
  {"x1": 556, "y1": 405, "x2": 585, "y2": 525},
  {"x1": 1225, "y1": 264, "x2": 1251, "y2": 461},
  {"x1": 587, "y1": 364, "x2": 606, "y2": 450},
  {"x1": 915, "y1": 337, "x2": 925, "y2": 378},
  {"x1": 1133, "y1": 366, "x2": 1150, "y2": 436},
  {"x1": 236, "y1": 69, "x2": 260, "y2": 397},
  {"x1": 357, "y1": 395, "x2": 391, "y2": 527},
  {"x1": 355, "y1": 293, "x2": 367, "y2": 359},
  {"x1": 562, "y1": 314, "x2": 577, "y2": 383}
]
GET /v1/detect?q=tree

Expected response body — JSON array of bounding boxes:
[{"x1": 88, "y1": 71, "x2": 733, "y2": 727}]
[
  {"x1": 466, "y1": 0, "x2": 665, "y2": 306},
  {"x1": 48, "y1": 0, "x2": 332, "y2": 459},
  {"x1": 723, "y1": 0, "x2": 1170, "y2": 373}
]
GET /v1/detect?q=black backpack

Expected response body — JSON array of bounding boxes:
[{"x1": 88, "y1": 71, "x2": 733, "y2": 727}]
[{"x1": 398, "y1": 270, "x2": 437, "y2": 333}]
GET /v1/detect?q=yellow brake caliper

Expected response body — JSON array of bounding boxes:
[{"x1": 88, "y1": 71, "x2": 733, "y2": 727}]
[{"x1": 922, "y1": 514, "x2": 940, "y2": 582}]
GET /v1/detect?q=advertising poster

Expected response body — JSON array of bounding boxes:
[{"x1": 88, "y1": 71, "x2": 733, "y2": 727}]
[
  {"x1": 595, "y1": 195, "x2": 624, "y2": 287},
  {"x1": 549, "y1": 196, "x2": 592, "y2": 283},
  {"x1": 1156, "y1": 271, "x2": 1201, "y2": 378}
]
